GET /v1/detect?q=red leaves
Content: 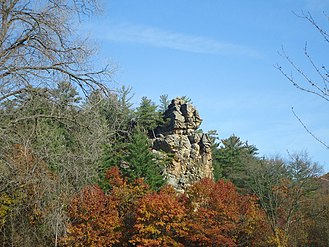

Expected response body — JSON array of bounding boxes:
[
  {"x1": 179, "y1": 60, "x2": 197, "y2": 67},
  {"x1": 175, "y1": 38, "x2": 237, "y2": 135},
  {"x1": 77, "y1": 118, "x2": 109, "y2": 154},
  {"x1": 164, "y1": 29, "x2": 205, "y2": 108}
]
[
  {"x1": 62, "y1": 169, "x2": 267, "y2": 246},
  {"x1": 62, "y1": 167, "x2": 150, "y2": 246},
  {"x1": 186, "y1": 179, "x2": 241, "y2": 246},
  {"x1": 185, "y1": 178, "x2": 268, "y2": 246},
  {"x1": 62, "y1": 185, "x2": 122, "y2": 246}
]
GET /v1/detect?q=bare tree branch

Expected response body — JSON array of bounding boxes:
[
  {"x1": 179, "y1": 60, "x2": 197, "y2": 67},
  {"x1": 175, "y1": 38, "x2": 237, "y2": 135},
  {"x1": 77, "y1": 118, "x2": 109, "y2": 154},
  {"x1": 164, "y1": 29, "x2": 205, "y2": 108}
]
[
  {"x1": 0, "y1": 0, "x2": 112, "y2": 105},
  {"x1": 292, "y1": 107, "x2": 329, "y2": 149},
  {"x1": 277, "y1": 12, "x2": 329, "y2": 150},
  {"x1": 276, "y1": 47, "x2": 329, "y2": 102}
]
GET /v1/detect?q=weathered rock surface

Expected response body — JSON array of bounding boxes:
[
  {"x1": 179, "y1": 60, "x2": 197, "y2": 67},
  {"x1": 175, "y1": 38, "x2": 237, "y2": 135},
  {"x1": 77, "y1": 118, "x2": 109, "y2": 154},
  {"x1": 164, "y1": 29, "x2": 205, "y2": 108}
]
[{"x1": 152, "y1": 98, "x2": 213, "y2": 191}]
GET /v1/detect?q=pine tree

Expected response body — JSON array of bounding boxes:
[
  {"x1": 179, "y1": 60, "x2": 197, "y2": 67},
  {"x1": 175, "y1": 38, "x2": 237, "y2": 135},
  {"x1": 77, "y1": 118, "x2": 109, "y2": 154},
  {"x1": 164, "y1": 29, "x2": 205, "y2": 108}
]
[
  {"x1": 124, "y1": 130, "x2": 166, "y2": 190},
  {"x1": 159, "y1": 94, "x2": 170, "y2": 113},
  {"x1": 135, "y1": 96, "x2": 163, "y2": 137},
  {"x1": 213, "y1": 135, "x2": 258, "y2": 189}
]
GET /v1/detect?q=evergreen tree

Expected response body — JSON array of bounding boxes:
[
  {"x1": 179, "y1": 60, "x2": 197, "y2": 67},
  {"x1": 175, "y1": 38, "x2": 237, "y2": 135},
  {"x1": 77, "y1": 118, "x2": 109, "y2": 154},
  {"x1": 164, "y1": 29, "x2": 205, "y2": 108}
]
[
  {"x1": 89, "y1": 88, "x2": 136, "y2": 190},
  {"x1": 124, "y1": 130, "x2": 166, "y2": 190},
  {"x1": 52, "y1": 81, "x2": 81, "y2": 110},
  {"x1": 135, "y1": 96, "x2": 163, "y2": 137},
  {"x1": 159, "y1": 94, "x2": 170, "y2": 113},
  {"x1": 180, "y1": 95, "x2": 193, "y2": 104},
  {"x1": 100, "y1": 136, "x2": 129, "y2": 190},
  {"x1": 101, "y1": 129, "x2": 166, "y2": 191},
  {"x1": 213, "y1": 135, "x2": 258, "y2": 189}
]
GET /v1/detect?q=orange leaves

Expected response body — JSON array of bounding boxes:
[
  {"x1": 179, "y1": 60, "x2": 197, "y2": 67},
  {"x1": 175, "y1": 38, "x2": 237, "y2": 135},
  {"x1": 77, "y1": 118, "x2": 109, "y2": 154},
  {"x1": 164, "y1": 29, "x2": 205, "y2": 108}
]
[
  {"x1": 62, "y1": 167, "x2": 150, "y2": 246},
  {"x1": 186, "y1": 179, "x2": 240, "y2": 246},
  {"x1": 106, "y1": 167, "x2": 125, "y2": 187},
  {"x1": 236, "y1": 194, "x2": 270, "y2": 246},
  {"x1": 62, "y1": 185, "x2": 122, "y2": 246},
  {"x1": 62, "y1": 168, "x2": 268, "y2": 246},
  {"x1": 2, "y1": 144, "x2": 57, "y2": 225},
  {"x1": 130, "y1": 186, "x2": 187, "y2": 246},
  {"x1": 186, "y1": 178, "x2": 268, "y2": 247}
]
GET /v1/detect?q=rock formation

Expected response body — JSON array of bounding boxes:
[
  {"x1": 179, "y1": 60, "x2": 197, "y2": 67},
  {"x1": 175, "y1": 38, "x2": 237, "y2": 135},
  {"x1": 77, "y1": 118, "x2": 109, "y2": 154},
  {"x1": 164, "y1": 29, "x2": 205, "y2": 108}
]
[{"x1": 152, "y1": 98, "x2": 213, "y2": 191}]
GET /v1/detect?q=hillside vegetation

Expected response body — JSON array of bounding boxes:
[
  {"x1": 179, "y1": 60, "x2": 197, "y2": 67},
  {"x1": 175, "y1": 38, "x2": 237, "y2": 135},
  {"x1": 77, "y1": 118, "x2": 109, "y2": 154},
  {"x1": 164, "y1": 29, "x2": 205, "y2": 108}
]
[{"x1": 0, "y1": 1, "x2": 328, "y2": 246}]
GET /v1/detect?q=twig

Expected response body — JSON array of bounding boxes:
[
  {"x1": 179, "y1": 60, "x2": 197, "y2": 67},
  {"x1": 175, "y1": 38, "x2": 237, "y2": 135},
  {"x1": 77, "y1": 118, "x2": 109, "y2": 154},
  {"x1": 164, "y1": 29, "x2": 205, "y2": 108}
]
[{"x1": 292, "y1": 107, "x2": 329, "y2": 149}]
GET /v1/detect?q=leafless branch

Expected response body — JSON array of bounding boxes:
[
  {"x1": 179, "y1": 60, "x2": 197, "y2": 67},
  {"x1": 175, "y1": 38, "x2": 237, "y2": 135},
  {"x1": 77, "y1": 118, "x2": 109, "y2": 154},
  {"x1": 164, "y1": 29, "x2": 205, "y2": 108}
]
[
  {"x1": 0, "y1": 0, "x2": 112, "y2": 105},
  {"x1": 292, "y1": 107, "x2": 329, "y2": 149},
  {"x1": 276, "y1": 47, "x2": 329, "y2": 102}
]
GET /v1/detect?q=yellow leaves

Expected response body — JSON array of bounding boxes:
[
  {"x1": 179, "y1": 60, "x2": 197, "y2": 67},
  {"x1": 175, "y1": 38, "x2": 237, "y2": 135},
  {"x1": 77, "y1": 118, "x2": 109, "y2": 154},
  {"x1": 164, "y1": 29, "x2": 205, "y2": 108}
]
[
  {"x1": 130, "y1": 186, "x2": 188, "y2": 246},
  {"x1": 266, "y1": 228, "x2": 289, "y2": 247},
  {"x1": 0, "y1": 193, "x2": 15, "y2": 228},
  {"x1": 0, "y1": 190, "x2": 25, "y2": 229}
]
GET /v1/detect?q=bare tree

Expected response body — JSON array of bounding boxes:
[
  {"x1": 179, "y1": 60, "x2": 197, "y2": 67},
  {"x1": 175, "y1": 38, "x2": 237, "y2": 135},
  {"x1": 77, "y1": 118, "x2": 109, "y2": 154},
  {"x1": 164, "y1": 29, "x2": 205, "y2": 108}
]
[
  {"x1": 0, "y1": 1, "x2": 117, "y2": 246},
  {"x1": 277, "y1": 11, "x2": 329, "y2": 148},
  {"x1": 0, "y1": 0, "x2": 111, "y2": 104}
]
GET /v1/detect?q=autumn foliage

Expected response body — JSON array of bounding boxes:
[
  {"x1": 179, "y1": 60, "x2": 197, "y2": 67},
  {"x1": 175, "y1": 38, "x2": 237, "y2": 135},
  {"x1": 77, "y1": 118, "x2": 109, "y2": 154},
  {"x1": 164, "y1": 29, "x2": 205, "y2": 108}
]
[
  {"x1": 61, "y1": 185, "x2": 122, "y2": 246},
  {"x1": 185, "y1": 178, "x2": 268, "y2": 246},
  {"x1": 130, "y1": 186, "x2": 188, "y2": 246},
  {"x1": 0, "y1": 144, "x2": 59, "y2": 245},
  {"x1": 61, "y1": 167, "x2": 268, "y2": 246}
]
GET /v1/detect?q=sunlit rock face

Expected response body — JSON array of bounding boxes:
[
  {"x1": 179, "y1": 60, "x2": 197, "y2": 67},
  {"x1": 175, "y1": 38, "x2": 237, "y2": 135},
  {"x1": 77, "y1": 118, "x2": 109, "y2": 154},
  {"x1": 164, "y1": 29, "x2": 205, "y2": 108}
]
[{"x1": 152, "y1": 98, "x2": 213, "y2": 191}]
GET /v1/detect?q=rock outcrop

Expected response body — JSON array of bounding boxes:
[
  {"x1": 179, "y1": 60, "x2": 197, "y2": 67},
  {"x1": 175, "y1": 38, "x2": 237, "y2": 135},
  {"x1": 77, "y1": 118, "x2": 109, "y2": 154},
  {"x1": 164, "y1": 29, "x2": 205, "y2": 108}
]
[{"x1": 152, "y1": 98, "x2": 213, "y2": 191}]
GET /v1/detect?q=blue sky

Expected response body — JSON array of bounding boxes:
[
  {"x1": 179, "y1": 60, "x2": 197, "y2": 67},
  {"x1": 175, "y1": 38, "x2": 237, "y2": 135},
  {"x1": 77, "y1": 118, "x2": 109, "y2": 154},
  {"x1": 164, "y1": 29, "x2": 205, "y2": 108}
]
[{"x1": 82, "y1": 0, "x2": 329, "y2": 172}]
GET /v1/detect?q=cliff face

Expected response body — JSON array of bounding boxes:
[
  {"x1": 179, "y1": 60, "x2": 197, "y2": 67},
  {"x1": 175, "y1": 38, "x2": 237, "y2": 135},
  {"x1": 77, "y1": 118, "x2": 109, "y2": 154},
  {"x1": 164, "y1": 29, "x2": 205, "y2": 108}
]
[{"x1": 152, "y1": 98, "x2": 213, "y2": 191}]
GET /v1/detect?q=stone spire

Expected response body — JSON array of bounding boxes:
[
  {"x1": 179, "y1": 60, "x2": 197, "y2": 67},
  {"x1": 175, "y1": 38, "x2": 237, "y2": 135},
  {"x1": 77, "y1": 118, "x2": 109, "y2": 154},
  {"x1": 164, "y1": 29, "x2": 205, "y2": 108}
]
[{"x1": 152, "y1": 98, "x2": 213, "y2": 191}]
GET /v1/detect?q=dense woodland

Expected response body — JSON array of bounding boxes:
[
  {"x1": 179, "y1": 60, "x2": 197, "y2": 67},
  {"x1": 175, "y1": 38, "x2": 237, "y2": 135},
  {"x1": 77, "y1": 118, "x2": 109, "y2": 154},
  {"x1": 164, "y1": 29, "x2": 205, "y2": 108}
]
[{"x1": 0, "y1": 1, "x2": 329, "y2": 246}]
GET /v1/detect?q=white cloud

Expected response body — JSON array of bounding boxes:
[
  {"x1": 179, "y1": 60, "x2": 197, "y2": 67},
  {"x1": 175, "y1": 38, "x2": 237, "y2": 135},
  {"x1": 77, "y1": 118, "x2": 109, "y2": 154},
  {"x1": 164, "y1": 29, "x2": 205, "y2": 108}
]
[{"x1": 96, "y1": 22, "x2": 260, "y2": 57}]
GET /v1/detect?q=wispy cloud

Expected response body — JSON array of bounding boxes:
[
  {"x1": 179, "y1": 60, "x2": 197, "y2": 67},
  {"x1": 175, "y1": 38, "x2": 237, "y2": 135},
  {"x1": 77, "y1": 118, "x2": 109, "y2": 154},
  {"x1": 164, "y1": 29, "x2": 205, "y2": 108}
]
[{"x1": 95, "y1": 22, "x2": 260, "y2": 57}]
